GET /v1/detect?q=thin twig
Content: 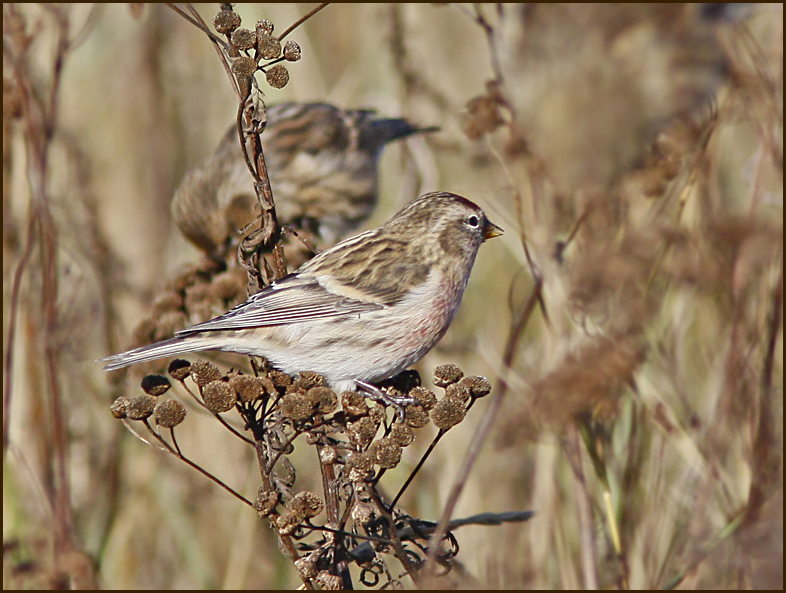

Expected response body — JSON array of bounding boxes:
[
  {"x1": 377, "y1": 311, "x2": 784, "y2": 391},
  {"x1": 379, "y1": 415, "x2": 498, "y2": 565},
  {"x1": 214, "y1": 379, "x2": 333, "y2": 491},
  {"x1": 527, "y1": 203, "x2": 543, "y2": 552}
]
[{"x1": 277, "y1": 3, "x2": 329, "y2": 41}]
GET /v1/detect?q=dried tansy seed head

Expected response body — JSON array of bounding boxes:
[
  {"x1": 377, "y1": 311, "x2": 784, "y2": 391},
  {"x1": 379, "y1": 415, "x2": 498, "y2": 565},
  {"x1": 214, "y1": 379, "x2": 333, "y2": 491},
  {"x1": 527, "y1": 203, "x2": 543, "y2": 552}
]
[
  {"x1": 202, "y1": 380, "x2": 237, "y2": 413},
  {"x1": 316, "y1": 571, "x2": 342, "y2": 591},
  {"x1": 319, "y1": 446, "x2": 338, "y2": 464},
  {"x1": 230, "y1": 27, "x2": 256, "y2": 51},
  {"x1": 409, "y1": 386, "x2": 437, "y2": 410},
  {"x1": 341, "y1": 391, "x2": 369, "y2": 417},
  {"x1": 276, "y1": 510, "x2": 300, "y2": 535},
  {"x1": 231, "y1": 55, "x2": 257, "y2": 79},
  {"x1": 268, "y1": 369, "x2": 292, "y2": 389},
  {"x1": 287, "y1": 491, "x2": 324, "y2": 519},
  {"x1": 280, "y1": 393, "x2": 314, "y2": 420},
  {"x1": 168, "y1": 359, "x2": 191, "y2": 381},
  {"x1": 461, "y1": 375, "x2": 492, "y2": 399},
  {"x1": 154, "y1": 399, "x2": 187, "y2": 428},
  {"x1": 213, "y1": 9, "x2": 241, "y2": 35},
  {"x1": 431, "y1": 397, "x2": 466, "y2": 430},
  {"x1": 351, "y1": 502, "x2": 376, "y2": 526},
  {"x1": 283, "y1": 40, "x2": 302, "y2": 61},
  {"x1": 190, "y1": 360, "x2": 222, "y2": 386},
  {"x1": 390, "y1": 423, "x2": 416, "y2": 447},
  {"x1": 307, "y1": 386, "x2": 338, "y2": 414},
  {"x1": 155, "y1": 311, "x2": 188, "y2": 341},
  {"x1": 405, "y1": 403, "x2": 430, "y2": 428},
  {"x1": 110, "y1": 396, "x2": 130, "y2": 419},
  {"x1": 370, "y1": 438, "x2": 402, "y2": 469},
  {"x1": 229, "y1": 374, "x2": 267, "y2": 402},
  {"x1": 256, "y1": 18, "x2": 274, "y2": 36},
  {"x1": 294, "y1": 371, "x2": 325, "y2": 389},
  {"x1": 348, "y1": 417, "x2": 378, "y2": 449},
  {"x1": 254, "y1": 489, "x2": 279, "y2": 518},
  {"x1": 294, "y1": 555, "x2": 319, "y2": 580},
  {"x1": 265, "y1": 64, "x2": 289, "y2": 89},
  {"x1": 434, "y1": 364, "x2": 464, "y2": 387},
  {"x1": 125, "y1": 395, "x2": 156, "y2": 420},
  {"x1": 446, "y1": 381, "x2": 471, "y2": 403},
  {"x1": 257, "y1": 33, "x2": 281, "y2": 60},
  {"x1": 141, "y1": 374, "x2": 171, "y2": 396},
  {"x1": 210, "y1": 270, "x2": 245, "y2": 303},
  {"x1": 346, "y1": 451, "x2": 374, "y2": 482},
  {"x1": 151, "y1": 291, "x2": 183, "y2": 315}
]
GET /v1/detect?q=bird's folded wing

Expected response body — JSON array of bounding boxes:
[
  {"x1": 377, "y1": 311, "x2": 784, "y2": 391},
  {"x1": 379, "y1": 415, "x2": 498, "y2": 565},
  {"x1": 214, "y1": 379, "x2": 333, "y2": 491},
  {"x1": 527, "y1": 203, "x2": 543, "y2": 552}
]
[{"x1": 175, "y1": 274, "x2": 383, "y2": 335}]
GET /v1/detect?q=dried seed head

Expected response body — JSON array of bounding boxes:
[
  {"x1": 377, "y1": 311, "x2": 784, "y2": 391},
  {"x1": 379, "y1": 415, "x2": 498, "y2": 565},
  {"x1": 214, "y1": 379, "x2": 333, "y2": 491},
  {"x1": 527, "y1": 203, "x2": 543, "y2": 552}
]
[
  {"x1": 463, "y1": 93, "x2": 504, "y2": 140},
  {"x1": 230, "y1": 27, "x2": 256, "y2": 51},
  {"x1": 445, "y1": 381, "x2": 471, "y2": 403},
  {"x1": 256, "y1": 18, "x2": 274, "y2": 36},
  {"x1": 203, "y1": 380, "x2": 237, "y2": 413},
  {"x1": 151, "y1": 291, "x2": 184, "y2": 315},
  {"x1": 294, "y1": 371, "x2": 325, "y2": 390},
  {"x1": 346, "y1": 451, "x2": 374, "y2": 482},
  {"x1": 369, "y1": 438, "x2": 402, "y2": 469},
  {"x1": 168, "y1": 359, "x2": 192, "y2": 381},
  {"x1": 461, "y1": 375, "x2": 492, "y2": 399},
  {"x1": 265, "y1": 64, "x2": 289, "y2": 89},
  {"x1": 316, "y1": 571, "x2": 342, "y2": 591},
  {"x1": 254, "y1": 489, "x2": 279, "y2": 518},
  {"x1": 367, "y1": 404, "x2": 386, "y2": 426},
  {"x1": 231, "y1": 55, "x2": 258, "y2": 79},
  {"x1": 210, "y1": 270, "x2": 246, "y2": 303},
  {"x1": 154, "y1": 399, "x2": 187, "y2": 428},
  {"x1": 283, "y1": 40, "x2": 302, "y2": 61},
  {"x1": 341, "y1": 391, "x2": 369, "y2": 417},
  {"x1": 307, "y1": 386, "x2": 338, "y2": 414},
  {"x1": 347, "y1": 417, "x2": 378, "y2": 449},
  {"x1": 294, "y1": 554, "x2": 319, "y2": 580},
  {"x1": 434, "y1": 364, "x2": 464, "y2": 387},
  {"x1": 141, "y1": 374, "x2": 171, "y2": 396},
  {"x1": 229, "y1": 375, "x2": 267, "y2": 402},
  {"x1": 405, "y1": 404, "x2": 430, "y2": 428},
  {"x1": 351, "y1": 502, "x2": 376, "y2": 526},
  {"x1": 257, "y1": 33, "x2": 282, "y2": 60},
  {"x1": 390, "y1": 423, "x2": 416, "y2": 447},
  {"x1": 287, "y1": 491, "x2": 324, "y2": 519},
  {"x1": 280, "y1": 393, "x2": 314, "y2": 420},
  {"x1": 319, "y1": 446, "x2": 338, "y2": 464},
  {"x1": 155, "y1": 310, "x2": 188, "y2": 341},
  {"x1": 110, "y1": 396, "x2": 130, "y2": 419},
  {"x1": 276, "y1": 510, "x2": 300, "y2": 535},
  {"x1": 213, "y1": 9, "x2": 241, "y2": 35},
  {"x1": 125, "y1": 395, "x2": 156, "y2": 420},
  {"x1": 268, "y1": 369, "x2": 292, "y2": 389},
  {"x1": 409, "y1": 386, "x2": 437, "y2": 410},
  {"x1": 130, "y1": 317, "x2": 157, "y2": 348},
  {"x1": 431, "y1": 397, "x2": 466, "y2": 430},
  {"x1": 190, "y1": 360, "x2": 222, "y2": 387}
]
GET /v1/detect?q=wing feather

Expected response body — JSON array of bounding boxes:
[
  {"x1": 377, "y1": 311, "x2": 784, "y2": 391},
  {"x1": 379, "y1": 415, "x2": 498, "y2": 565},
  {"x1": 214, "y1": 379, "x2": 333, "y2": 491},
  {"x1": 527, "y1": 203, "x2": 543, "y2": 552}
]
[{"x1": 175, "y1": 273, "x2": 383, "y2": 336}]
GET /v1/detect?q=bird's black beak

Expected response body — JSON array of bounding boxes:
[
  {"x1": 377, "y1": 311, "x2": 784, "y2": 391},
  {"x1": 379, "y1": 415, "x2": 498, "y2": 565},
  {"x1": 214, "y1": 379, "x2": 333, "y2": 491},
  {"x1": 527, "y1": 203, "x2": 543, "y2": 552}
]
[{"x1": 483, "y1": 219, "x2": 504, "y2": 241}]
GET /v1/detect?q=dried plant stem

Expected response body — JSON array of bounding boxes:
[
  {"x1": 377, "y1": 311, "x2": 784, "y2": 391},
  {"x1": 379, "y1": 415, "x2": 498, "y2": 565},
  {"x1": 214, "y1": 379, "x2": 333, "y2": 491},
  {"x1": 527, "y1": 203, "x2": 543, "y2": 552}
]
[{"x1": 565, "y1": 428, "x2": 600, "y2": 590}]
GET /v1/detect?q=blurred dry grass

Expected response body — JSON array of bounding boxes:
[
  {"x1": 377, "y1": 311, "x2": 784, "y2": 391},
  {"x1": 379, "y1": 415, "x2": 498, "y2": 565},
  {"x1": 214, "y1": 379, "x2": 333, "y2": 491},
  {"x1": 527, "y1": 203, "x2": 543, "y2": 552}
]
[{"x1": 3, "y1": 3, "x2": 782, "y2": 589}]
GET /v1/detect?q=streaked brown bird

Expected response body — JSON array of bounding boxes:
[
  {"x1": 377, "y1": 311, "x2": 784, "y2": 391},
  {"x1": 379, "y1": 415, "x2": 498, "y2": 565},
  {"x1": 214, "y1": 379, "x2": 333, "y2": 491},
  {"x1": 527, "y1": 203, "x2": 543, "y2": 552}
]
[
  {"x1": 172, "y1": 102, "x2": 437, "y2": 255},
  {"x1": 105, "y1": 192, "x2": 503, "y2": 402}
]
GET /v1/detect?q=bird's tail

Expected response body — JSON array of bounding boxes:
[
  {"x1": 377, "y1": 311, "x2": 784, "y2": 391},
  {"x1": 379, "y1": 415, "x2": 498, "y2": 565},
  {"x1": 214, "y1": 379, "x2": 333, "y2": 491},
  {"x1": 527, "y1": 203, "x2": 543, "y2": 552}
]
[
  {"x1": 101, "y1": 336, "x2": 216, "y2": 371},
  {"x1": 361, "y1": 118, "x2": 439, "y2": 153}
]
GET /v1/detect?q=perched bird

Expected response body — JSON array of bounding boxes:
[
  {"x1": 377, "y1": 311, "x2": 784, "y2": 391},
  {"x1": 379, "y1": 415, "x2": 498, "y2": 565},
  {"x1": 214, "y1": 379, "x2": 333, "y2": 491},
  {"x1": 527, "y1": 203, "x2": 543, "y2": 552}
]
[
  {"x1": 105, "y1": 192, "x2": 502, "y2": 399},
  {"x1": 172, "y1": 102, "x2": 438, "y2": 255}
]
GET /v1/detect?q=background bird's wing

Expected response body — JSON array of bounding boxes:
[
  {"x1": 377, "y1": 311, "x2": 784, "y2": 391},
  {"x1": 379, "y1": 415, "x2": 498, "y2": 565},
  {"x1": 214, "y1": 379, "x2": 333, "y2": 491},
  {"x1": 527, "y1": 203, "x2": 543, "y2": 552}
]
[{"x1": 174, "y1": 274, "x2": 383, "y2": 335}]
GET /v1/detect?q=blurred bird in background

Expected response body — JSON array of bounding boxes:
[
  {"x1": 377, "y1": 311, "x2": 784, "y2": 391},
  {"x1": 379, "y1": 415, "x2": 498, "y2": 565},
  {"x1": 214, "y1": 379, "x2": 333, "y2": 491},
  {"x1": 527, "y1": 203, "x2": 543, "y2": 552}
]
[{"x1": 171, "y1": 102, "x2": 438, "y2": 257}]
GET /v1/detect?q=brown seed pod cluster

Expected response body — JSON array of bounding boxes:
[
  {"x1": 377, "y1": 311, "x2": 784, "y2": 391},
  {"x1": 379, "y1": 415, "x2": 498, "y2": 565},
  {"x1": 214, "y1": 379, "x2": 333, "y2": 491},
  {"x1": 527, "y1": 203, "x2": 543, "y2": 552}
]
[
  {"x1": 212, "y1": 5, "x2": 301, "y2": 91},
  {"x1": 110, "y1": 356, "x2": 492, "y2": 588}
]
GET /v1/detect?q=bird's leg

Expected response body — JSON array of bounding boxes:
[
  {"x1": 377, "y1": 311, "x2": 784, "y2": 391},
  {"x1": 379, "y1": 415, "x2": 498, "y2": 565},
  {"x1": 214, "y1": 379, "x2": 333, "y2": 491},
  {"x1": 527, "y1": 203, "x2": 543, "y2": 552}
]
[{"x1": 355, "y1": 380, "x2": 419, "y2": 422}]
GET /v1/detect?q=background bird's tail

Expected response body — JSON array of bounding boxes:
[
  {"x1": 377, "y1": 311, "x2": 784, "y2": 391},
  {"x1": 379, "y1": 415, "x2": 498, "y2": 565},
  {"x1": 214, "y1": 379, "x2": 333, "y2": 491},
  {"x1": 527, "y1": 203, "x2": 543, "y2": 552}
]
[
  {"x1": 361, "y1": 118, "x2": 439, "y2": 153},
  {"x1": 102, "y1": 336, "x2": 215, "y2": 371}
]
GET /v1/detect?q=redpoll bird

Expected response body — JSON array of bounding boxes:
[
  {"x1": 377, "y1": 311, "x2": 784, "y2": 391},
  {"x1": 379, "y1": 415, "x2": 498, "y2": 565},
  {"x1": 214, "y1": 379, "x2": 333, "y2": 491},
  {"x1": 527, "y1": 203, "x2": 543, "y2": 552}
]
[
  {"x1": 172, "y1": 102, "x2": 438, "y2": 255},
  {"x1": 104, "y1": 192, "x2": 503, "y2": 398}
]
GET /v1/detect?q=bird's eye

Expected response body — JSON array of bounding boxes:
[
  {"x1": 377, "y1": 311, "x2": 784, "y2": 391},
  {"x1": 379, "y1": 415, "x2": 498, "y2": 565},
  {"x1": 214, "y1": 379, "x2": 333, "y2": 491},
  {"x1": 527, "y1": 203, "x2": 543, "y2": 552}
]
[{"x1": 467, "y1": 215, "x2": 480, "y2": 228}]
